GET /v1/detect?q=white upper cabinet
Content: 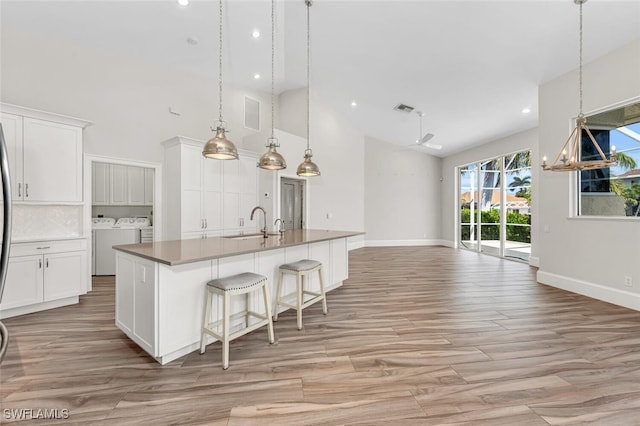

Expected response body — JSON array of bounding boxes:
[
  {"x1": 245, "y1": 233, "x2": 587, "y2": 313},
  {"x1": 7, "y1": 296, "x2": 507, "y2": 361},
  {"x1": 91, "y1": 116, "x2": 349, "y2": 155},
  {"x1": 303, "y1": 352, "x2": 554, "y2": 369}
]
[
  {"x1": 163, "y1": 136, "x2": 257, "y2": 240},
  {"x1": 92, "y1": 162, "x2": 110, "y2": 205},
  {"x1": 1, "y1": 105, "x2": 90, "y2": 204},
  {"x1": 127, "y1": 166, "x2": 146, "y2": 205},
  {"x1": 92, "y1": 162, "x2": 154, "y2": 206}
]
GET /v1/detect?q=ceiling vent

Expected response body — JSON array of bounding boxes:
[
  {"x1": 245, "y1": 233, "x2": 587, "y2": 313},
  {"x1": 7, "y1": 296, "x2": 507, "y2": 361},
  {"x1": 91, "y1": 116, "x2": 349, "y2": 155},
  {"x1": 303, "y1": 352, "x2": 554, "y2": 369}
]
[{"x1": 393, "y1": 103, "x2": 415, "y2": 113}]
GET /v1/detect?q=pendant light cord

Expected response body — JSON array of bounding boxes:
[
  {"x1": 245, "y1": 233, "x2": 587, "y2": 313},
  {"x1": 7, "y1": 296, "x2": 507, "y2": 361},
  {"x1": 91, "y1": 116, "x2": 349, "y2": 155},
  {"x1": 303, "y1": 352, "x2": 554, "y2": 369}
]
[
  {"x1": 306, "y1": 0, "x2": 311, "y2": 152},
  {"x1": 271, "y1": 0, "x2": 276, "y2": 140},
  {"x1": 578, "y1": 0, "x2": 583, "y2": 118},
  {"x1": 218, "y1": 0, "x2": 224, "y2": 125}
]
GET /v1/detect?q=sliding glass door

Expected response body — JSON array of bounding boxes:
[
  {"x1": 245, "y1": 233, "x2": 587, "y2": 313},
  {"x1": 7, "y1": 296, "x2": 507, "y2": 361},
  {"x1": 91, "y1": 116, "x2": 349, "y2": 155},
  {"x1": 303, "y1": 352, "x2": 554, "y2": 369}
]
[{"x1": 458, "y1": 150, "x2": 531, "y2": 262}]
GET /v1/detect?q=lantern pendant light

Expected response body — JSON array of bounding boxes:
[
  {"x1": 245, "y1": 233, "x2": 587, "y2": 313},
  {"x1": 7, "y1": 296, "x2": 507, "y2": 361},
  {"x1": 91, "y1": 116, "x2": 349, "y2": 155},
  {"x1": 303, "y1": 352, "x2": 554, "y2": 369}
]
[
  {"x1": 296, "y1": 0, "x2": 320, "y2": 177},
  {"x1": 258, "y1": 0, "x2": 287, "y2": 170},
  {"x1": 202, "y1": 0, "x2": 239, "y2": 160},
  {"x1": 541, "y1": 0, "x2": 616, "y2": 172}
]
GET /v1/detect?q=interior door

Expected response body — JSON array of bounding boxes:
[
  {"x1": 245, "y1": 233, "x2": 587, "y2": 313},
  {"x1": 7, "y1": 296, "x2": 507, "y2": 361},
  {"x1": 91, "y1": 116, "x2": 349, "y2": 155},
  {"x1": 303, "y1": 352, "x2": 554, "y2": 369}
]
[{"x1": 280, "y1": 178, "x2": 303, "y2": 230}]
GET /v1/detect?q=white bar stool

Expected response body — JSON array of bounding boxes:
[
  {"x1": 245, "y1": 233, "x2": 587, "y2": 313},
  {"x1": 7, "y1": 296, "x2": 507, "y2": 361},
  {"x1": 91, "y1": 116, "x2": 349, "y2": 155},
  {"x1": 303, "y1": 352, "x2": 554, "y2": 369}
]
[
  {"x1": 200, "y1": 272, "x2": 275, "y2": 369},
  {"x1": 274, "y1": 259, "x2": 327, "y2": 330}
]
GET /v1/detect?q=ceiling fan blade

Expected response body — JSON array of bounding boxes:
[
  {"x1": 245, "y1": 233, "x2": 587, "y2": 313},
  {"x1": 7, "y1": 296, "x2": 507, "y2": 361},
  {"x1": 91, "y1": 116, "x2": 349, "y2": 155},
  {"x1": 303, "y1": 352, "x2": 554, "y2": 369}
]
[
  {"x1": 420, "y1": 133, "x2": 435, "y2": 144},
  {"x1": 424, "y1": 142, "x2": 442, "y2": 150}
]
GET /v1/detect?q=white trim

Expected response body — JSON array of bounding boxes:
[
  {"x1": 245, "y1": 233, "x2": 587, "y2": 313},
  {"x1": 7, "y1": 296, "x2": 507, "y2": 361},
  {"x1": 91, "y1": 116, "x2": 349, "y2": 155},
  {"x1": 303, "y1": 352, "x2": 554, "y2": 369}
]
[
  {"x1": 537, "y1": 270, "x2": 640, "y2": 312},
  {"x1": 84, "y1": 154, "x2": 163, "y2": 291},
  {"x1": 0, "y1": 103, "x2": 92, "y2": 128},
  {"x1": 0, "y1": 296, "x2": 79, "y2": 319},
  {"x1": 528, "y1": 256, "x2": 540, "y2": 268},
  {"x1": 365, "y1": 239, "x2": 449, "y2": 247}
]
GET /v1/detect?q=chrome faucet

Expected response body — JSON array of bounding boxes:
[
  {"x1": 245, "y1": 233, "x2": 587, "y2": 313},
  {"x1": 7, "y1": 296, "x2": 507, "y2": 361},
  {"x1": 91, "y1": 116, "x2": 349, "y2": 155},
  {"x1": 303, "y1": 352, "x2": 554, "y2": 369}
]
[
  {"x1": 250, "y1": 206, "x2": 268, "y2": 238},
  {"x1": 274, "y1": 218, "x2": 285, "y2": 235}
]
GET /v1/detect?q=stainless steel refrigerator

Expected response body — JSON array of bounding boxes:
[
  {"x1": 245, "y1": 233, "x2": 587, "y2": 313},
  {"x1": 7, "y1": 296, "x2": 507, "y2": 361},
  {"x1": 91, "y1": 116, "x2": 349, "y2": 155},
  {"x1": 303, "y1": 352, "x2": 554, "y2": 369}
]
[{"x1": 0, "y1": 123, "x2": 13, "y2": 363}]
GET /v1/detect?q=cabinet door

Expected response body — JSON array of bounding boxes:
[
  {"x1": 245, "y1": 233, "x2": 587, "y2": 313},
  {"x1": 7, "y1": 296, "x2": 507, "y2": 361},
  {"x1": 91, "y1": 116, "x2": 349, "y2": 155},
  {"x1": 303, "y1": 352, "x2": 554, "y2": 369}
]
[
  {"x1": 0, "y1": 255, "x2": 44, "y2": 310},
  {"x1": 0, "y1": 113, "x2": 24, "y2": 201},
  {"x1": 133, "y1": 260, "x2": 156, "y2": 354},
  {"x1": 109, "y1": 164, "x2": 128, "y2": 205},
  {"x1": 203, "y1": 159, "x2": 222, "y2": 230},
  {"x1": 44, "y1": 251, "x2": 86, "y2": 301},
  {"x1": 223, "y1": 192, "x2": 240, "y2": 230},
  {"x1": 92, "y1": 162, "x2": 110, "y2": 204},
  {"x1": 127, "y1": 166, "x2": 145, "y2": 205},
  {"x1": 239, "y1": 192, "x2": 258, "y2": 233},
  {"x1": 144, "y1": 168, "x2": 154, "y2": 206},
  {"x1": 22, "y1": 117, "x2": 83, "y2": 202},
  {"x1": 181, "y1": 145, "x2": 204, "y2": 232}
]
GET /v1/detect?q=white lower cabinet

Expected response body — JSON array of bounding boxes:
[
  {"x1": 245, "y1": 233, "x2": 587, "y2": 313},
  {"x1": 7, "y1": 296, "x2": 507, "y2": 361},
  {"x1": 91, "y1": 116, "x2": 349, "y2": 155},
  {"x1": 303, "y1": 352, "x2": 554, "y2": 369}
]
[
  {"x1": 0, "y1": 239, "x2": 88, "y2": 318},
  {"x1": 115, "y1": 254, "x2": 156, "y2": 355}
]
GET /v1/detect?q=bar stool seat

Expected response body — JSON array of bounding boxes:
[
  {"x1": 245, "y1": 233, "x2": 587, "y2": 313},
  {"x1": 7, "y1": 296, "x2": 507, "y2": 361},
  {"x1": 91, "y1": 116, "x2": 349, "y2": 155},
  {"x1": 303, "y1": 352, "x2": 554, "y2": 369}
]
[
  {"x1": 200, "y1": 272, "x2": 275, "y2": 369},
  {"x1": 274, "y1": 259, "x2": 327, "y2": 330}
]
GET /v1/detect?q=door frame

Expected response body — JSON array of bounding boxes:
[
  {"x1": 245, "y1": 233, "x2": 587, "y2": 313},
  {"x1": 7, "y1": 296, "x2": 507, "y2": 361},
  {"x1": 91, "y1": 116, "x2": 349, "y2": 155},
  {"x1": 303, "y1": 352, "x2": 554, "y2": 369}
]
[
  {"x1": 275, "y1": 173, "x2": 310, "y2": 230},
  {"x1": 83, "y1": 154, "x2": 163, "y2": 290}
]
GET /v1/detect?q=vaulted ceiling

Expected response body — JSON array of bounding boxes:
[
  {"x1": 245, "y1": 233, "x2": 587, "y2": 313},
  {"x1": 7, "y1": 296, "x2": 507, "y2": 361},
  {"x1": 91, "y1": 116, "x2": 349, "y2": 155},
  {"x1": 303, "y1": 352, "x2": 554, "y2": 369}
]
[{"x1": 2, "y1": 0, "x2": 639, "y2": 156}]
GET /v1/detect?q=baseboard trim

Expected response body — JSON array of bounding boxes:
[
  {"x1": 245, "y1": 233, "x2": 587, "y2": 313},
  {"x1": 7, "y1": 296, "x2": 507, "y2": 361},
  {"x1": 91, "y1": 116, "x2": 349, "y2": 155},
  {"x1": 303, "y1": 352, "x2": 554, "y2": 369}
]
[
  {"x1": 364, "y1": 239, "x2": 449, "y2": 247},
  {"x1": 529, "y1": 256, "x2": 540, "y2": 268},
  {"x1": 537, "y1": 270, "x2": 640, "y2": 312}
]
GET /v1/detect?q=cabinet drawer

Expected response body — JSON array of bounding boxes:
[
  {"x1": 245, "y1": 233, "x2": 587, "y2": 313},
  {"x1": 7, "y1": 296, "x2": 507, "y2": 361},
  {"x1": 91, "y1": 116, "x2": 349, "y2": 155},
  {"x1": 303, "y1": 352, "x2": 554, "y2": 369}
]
[{"x1": 11, "y1": 239, "x2": 88, "y2": 257}]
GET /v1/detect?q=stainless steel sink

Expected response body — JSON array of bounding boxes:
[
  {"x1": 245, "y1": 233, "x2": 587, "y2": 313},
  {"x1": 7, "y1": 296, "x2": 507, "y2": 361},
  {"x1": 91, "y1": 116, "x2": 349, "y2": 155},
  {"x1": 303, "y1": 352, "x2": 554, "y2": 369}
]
[
  {"x1": 224, "y1": 233, "x2": 283, "y2": 240},
  {"x1": 224, "y1": 233, "x2": 267, "y2": 240}
]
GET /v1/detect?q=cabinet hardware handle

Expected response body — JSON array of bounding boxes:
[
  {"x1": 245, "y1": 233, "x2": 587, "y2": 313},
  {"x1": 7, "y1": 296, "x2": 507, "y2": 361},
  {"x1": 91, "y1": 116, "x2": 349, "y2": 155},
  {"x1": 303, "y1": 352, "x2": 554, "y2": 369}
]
[
  {"x1": 25, "y1": 183, "x2": 29, "y2": 198},
  {"x1": 18, "y1": 183, "x2": 22, "y2": 197},
  {"x1": 200, "y1": 219, "x2": 204, "y2": 229},
  {"x1": 204, "y1": 219, "x2": 208, "y2": 229},
  {"x1": 36, "y1": 246, "x2": 51, "y2": 250},
  {"x1": 46, "y1": 259, "x2": 49, "y2": 268},
  {"x1": 39, "y1": 259, "x2": 42, "y2": 268}
]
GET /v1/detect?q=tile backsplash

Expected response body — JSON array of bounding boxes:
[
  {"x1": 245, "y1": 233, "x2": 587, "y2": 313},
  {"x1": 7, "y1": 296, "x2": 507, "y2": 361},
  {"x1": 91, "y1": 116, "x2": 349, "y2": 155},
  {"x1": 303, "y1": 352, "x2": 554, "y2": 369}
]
[{"x1": 7, "y1": 204, "x2": 84, "y2": 241}]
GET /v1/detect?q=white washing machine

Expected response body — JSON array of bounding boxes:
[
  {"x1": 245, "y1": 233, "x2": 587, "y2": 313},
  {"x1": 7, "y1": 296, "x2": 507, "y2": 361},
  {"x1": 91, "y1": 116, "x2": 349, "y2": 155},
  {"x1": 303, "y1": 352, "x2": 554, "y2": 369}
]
[{"x1": 93, "y1": 217, "x2": 148, "y2": 275}]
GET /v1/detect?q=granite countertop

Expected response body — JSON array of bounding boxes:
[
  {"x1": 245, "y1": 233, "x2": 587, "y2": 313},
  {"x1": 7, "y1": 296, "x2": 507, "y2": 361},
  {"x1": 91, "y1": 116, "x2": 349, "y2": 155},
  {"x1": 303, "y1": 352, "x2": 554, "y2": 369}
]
[{"x1": 113, "y1": 229, "x2": 364, "y2": 266}]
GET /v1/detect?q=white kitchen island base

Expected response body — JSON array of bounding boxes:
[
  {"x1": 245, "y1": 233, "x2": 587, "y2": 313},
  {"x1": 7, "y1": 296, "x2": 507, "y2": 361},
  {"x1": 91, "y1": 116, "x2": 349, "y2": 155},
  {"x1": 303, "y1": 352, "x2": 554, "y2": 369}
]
[{"x1": 115, "y1": 233, "x2": 353, "y2": 365}]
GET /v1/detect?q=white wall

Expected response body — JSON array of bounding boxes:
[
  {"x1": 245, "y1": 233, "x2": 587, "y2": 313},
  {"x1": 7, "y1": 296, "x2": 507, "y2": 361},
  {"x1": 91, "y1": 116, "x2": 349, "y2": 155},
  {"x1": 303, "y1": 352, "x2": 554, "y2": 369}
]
[
  {"x1": 278, "y1": 88, "x2": 366, "y2": 235},
  {"x1": 0, "y1": 29, "x2": 272, "y2": 163},
  {"x1": 537, "y1": 39, "x2": 640, "y2": 310},
  {"x1": 364, "y1": 136, "x2": 442, "y2": 245}
]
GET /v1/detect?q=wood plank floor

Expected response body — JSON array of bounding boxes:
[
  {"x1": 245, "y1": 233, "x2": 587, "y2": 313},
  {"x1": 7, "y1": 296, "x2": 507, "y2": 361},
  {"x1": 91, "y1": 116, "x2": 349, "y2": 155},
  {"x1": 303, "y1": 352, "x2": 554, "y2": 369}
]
[{"x1": 2, "y1": 246, "x2": 640, "y2": 425}]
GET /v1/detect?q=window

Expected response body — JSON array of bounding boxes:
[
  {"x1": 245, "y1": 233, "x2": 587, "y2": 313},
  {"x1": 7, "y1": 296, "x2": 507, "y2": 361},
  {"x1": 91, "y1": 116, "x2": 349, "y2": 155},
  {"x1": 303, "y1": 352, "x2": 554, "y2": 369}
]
[{"x1": 579, "y1": 101, "x2": 640, "y2": 217}]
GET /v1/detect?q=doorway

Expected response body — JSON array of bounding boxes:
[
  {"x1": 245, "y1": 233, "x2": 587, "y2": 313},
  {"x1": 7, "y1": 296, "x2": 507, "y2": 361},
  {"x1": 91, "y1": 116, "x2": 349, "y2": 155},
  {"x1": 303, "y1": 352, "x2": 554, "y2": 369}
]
[
  {"x1": 280, "y1": 177, "x2": 305, "y2": 230},
  {"x1": 458, "y1": 150, "x2": 531, "y2": 262}
]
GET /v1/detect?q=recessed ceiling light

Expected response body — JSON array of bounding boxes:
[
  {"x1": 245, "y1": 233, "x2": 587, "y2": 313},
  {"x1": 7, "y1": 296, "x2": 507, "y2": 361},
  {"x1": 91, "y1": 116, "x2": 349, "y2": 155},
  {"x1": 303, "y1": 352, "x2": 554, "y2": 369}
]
[
  {"x1": 351, "y1": 101, "x2": 357, "y2": 107},
  {"x1": 254, "y1": 73, "x2": 261, "y2": 79},
  {"x1": 522, "y1": 107, "x2": 531, "y2": 114},
  {"x1": 186, "y1": 36, "x2": 198, "y2": 45},
  {"x1": 177, "y1": 0, "x2": 189, "y2": 6},
  {"x1": 252, "y1": 30, "x2": 260, "y2": 39}
]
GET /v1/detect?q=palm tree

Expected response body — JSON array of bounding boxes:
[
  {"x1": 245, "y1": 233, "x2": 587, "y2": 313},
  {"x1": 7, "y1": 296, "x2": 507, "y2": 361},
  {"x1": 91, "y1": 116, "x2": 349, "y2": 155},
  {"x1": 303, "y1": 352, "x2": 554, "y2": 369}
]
[{"x1": 509, "y1": 176, "x2": 531, "y2": 192}]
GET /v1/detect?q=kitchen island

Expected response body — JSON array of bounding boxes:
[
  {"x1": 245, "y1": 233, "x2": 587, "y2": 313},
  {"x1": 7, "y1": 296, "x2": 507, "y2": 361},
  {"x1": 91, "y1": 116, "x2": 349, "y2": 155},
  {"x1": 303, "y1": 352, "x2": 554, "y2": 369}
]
[{"x1": 113, "y1": 229, "x2": 362, "y2": 364}]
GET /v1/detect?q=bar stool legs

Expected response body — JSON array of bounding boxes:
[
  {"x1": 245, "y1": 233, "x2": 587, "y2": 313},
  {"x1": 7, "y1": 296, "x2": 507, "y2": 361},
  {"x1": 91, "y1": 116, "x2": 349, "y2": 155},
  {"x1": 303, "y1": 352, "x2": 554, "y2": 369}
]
[
  {"x1": 274, "y1": 259, "x2": 327, "y2": 330},
  {"x1": 200, "y1": 272, "x2": 275, "y2": 370}
]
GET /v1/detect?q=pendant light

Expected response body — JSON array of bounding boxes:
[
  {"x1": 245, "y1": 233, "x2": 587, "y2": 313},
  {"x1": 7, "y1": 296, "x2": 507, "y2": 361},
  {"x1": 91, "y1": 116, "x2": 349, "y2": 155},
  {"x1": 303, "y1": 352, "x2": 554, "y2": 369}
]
[
  {"x1": 296, "y1": 0, "x2": 321, "y2": 177},
  {"x1": 202, "y1": 0, "x2": 239, "y2": 160},
  {"x1": 541, "y1": 0, "x2": 616, "y2": 172},
  {"x1": 258, "y1": 0, "x2": 287, "y2": 170}
]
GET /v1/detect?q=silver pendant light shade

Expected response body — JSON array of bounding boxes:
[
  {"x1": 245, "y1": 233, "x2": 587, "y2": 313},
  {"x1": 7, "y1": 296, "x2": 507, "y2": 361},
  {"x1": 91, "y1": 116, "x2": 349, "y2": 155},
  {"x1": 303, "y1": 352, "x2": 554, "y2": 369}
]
[
  {"x1": 258, "y1": 0, "x2": 286, "y2": 170},
  {"x1": 203, "y1": 126, "x2": 239, "y2": 160},
  {"x1": 258, "y1": 137, "x2": 287, "y2": 170},
  {"x1": 203, "y1": 0, "x2": 239, "y2": 161},
  {"x1": 296, "y1": 148, "x2": 320, "y2": 177},
  {"x1": 297, "y1": 0, "x2": 320, "y2": 177}
]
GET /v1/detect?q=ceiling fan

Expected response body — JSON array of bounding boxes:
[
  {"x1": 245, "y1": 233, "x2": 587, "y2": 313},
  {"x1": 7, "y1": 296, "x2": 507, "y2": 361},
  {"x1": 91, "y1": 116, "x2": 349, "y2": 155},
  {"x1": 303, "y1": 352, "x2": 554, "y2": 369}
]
[{"x1": 412, "y1": 111, "x2": 441, "y2": 150}]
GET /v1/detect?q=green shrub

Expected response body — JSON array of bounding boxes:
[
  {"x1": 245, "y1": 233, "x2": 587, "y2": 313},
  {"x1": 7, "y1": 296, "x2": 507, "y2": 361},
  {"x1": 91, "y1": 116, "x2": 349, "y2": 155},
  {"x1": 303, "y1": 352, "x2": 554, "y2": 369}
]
[{"x1": 460, "y1": 209, "x2": 530, "y2": 243}]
